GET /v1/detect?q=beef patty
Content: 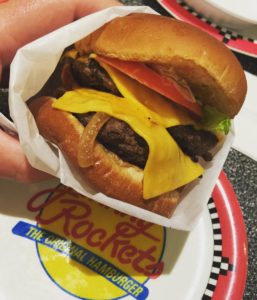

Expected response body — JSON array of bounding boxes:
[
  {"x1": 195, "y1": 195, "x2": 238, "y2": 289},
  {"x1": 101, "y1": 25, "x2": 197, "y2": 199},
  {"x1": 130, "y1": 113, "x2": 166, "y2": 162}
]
[
  {"x1": 68, "y1": 55, "x2": 218, "y2": 168},
  {"x1": 76, "y1": 113, "x2": 218, "y2": 168},
  {"x1": 71, "y1": 57, "x2": 121, "y2": 96}
]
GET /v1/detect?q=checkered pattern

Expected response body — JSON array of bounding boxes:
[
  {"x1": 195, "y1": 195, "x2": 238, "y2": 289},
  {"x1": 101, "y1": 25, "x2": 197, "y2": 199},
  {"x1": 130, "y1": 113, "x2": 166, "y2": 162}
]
[
  {"x1": 177, "y1": 0, "x2": 256, "y2": 44},
  {"x1": 202, "y1": 198, "x2": 234, "y2": 299}
]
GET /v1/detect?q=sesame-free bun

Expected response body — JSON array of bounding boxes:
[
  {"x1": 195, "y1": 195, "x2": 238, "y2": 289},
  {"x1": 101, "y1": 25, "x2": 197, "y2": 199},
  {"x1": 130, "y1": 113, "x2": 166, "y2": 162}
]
[
  {"x1": 29, "y1": 97, "x2": 180, "y2": 218},
  {"x1": 76, "y1": 13, "x2": 247, "y2": 118}
]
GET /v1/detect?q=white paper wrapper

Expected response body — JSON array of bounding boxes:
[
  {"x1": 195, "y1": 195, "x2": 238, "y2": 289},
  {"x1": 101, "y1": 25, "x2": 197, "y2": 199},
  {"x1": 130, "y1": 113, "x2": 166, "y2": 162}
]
[
  {"x1": 0, "y1": 112, "x2": 16, "y2": 133},
  {"x1": 6, "y1": 5, "x2": 234, "y2": 230}
]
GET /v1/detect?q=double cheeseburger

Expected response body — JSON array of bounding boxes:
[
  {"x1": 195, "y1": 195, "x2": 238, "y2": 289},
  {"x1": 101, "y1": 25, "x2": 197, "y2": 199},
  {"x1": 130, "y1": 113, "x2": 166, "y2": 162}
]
[{"x1": 28, "y1": 13, "x2": 247, "y2": 218}]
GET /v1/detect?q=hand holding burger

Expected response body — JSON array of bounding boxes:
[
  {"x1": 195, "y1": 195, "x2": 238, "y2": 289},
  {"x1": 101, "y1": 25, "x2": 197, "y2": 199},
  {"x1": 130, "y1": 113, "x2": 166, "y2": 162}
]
[
  {"x1": 0, "y1": 0, "x2": 121, "y2": 182},
  {"x1": 28, "y1": 13, "x2": 247, "y2": 217}
]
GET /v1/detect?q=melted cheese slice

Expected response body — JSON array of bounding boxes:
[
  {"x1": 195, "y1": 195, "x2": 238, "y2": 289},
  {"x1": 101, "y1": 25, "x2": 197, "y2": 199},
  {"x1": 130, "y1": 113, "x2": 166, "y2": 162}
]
[
  {"x1": 53, "y1": 89, "x2": 203, "y2": 199},
  {"x1": 93, "y1": 54, "x2": 193, "y2": 128}
]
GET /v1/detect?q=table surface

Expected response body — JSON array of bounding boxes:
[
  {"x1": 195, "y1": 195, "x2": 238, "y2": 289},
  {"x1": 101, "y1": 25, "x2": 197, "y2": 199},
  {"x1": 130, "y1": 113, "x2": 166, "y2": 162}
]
[
  {"x1": 121, "y1": 1, "x2": 257, "y2": 299},
  {"x1": 0, "y1": 1, "x2": 256, "y2": 299}
]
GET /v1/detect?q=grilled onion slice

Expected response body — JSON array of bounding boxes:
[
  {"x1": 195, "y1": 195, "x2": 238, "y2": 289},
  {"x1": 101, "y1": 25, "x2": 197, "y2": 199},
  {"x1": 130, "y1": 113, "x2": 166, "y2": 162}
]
[{"x1": 78, "y1": 112, "x2": 110, "y2": 167}]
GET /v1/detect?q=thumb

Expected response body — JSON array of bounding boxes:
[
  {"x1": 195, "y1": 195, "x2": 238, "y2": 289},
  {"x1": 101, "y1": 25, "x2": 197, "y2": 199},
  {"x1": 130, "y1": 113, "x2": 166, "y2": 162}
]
[{"x1": 0, "y1": 0, "x2": 122, "y2": 66}]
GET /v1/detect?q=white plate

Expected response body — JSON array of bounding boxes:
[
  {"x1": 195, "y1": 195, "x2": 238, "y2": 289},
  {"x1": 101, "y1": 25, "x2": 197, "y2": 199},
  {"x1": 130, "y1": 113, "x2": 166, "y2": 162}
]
[
  {"x1": 0, "y1": 172, "x2": 247, "y2": 299},
  {"x1": 185, "y1": 0, "x2": 257, "y2": 29}
]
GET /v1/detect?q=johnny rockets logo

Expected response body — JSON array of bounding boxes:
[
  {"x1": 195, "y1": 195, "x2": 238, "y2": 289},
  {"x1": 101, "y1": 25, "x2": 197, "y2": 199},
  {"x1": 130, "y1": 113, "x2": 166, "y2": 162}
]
[{"x1": 12, "y1": 185, "x2": 166, "y2": 300}]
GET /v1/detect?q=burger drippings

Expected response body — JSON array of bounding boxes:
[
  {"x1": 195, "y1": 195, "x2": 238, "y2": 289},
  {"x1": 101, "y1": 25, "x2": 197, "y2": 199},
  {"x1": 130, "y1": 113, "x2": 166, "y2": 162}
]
[{"x1": 57, "y1": 52, "x2": 219, "y2": 168}]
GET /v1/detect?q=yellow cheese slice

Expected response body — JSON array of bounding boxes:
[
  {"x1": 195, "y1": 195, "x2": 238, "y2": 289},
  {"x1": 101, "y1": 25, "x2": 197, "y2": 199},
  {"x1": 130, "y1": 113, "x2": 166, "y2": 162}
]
[
  {"x1": 53, "y1": 89, "x2": 203, "y2": 199},
  {"x1": 93, "y1": 54, "x2": 193, "y2": 128}
]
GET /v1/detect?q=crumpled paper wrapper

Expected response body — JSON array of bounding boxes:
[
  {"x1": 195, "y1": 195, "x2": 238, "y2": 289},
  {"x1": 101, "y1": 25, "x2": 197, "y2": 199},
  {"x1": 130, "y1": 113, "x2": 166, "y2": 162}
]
[{"x1": 3, "y1": 6, "x2": 234, "y2": 230}]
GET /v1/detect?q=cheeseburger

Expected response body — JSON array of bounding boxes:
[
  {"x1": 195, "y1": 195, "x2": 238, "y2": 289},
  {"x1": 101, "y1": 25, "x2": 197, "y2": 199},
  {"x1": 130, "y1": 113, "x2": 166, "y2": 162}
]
[{"x1": 28, "y1": 13, "x2": 247, "y2": 218}]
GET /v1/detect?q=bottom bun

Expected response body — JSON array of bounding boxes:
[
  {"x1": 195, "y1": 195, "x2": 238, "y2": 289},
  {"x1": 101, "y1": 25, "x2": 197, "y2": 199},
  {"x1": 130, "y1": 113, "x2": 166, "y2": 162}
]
[{"x1": 29, "y1": 97, "x2": 181, "y2": 218}]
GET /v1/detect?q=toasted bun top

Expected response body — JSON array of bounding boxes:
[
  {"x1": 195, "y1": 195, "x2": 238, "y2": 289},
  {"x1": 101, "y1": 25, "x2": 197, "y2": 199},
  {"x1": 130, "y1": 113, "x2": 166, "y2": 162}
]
[{"x1": 76, "y1": 13, "x2": 247, "y2": 118}]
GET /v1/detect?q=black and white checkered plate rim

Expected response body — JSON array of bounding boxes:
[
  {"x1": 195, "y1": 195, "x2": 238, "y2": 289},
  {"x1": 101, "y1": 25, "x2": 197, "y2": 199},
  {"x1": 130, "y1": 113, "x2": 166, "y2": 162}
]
[
  {"x1": 177, "y1": 0, "x2": 256, "y2": 43},
  {"x1": 157, "y1": 0, "x2": 257, "y2": 58},
  {"x1": 202, "y1": 198, "x2": 234, "y2": 299}
]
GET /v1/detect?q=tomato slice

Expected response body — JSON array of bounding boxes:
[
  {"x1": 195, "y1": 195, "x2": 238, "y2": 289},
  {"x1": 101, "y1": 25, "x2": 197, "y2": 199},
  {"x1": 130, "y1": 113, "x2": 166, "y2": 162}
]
[{"x1": 95, "y1": 55, "x2": 202, "y2": 117}]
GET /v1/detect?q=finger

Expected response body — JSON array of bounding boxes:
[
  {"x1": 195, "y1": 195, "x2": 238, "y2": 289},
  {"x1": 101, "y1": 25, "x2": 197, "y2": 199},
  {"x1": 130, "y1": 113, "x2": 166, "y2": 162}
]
[
  {"x1": 0, "y1": 0, "x2": 121, "y2": 66},
  {"x1": 0, "y1": 129, "x2": 52, "y2": 183}
]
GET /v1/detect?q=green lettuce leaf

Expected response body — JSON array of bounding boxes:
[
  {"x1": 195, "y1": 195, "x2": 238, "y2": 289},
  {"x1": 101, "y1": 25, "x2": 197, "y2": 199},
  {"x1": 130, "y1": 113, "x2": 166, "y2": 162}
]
[{"x1": 202, "y1": 105, "x2": 231, "y2": 135}]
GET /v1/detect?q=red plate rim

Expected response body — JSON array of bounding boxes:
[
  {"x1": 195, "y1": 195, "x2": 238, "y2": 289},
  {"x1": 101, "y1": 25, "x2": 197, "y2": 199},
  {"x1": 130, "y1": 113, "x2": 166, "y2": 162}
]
[
  {"x1": 157, "y1": 0, "x2": 257, "y2": 58},
  {"x1": 203, "y1": 171, "x2": 248, "y2": 299}
]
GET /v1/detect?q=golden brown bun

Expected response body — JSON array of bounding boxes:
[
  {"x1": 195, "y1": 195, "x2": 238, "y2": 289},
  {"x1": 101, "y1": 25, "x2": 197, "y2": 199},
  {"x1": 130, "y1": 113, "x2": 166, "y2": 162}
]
[
  {"x1": 29, "y1": 97, "x2": 180, "y2": 218},
  {"x1": 76, "y1": 13, "x2": 247, "y2": 118}
]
